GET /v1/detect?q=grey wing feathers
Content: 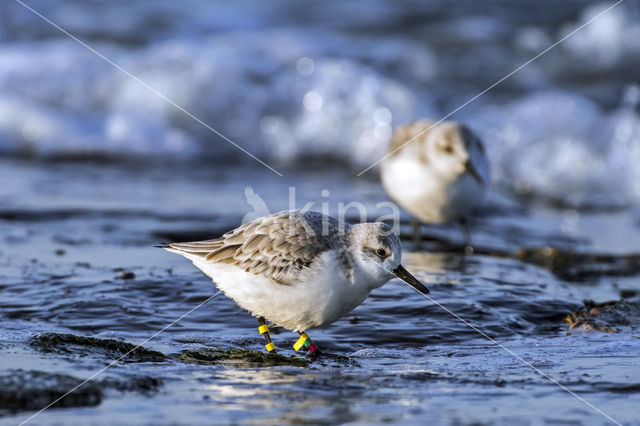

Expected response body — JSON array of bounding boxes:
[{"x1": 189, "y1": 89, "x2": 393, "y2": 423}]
[
  {"x1": 164, "y1": 211, "x2": 341, "y2": 285},
  {"x1": 164, "y1": 239, "x2": 225, "y2": 254}
]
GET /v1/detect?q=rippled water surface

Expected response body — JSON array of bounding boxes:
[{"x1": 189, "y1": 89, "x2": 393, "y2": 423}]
[
  {"x1": 2, "y1": 0, "x2": 640, "y2": 424},
  {"x1": 1, "y1": 160, "x2": 640, "y2": 425}
]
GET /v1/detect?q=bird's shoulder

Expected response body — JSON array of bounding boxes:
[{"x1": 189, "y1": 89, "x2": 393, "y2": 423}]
[{"x1": 388, "y1": 121, "x2": 436, "y2": 153}]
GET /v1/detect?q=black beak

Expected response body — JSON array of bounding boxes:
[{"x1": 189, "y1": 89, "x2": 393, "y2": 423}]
[
  {"x1": 393, "y1": 265, "x2": 430, "y2": 294},
  {"x1": 465, "y1": 159, "x2": 483, "y2": 185}
]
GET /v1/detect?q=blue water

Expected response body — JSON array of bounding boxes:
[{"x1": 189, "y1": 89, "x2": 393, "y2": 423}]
[
  {"x1": 1, "y1": 1, "x2": 640, "y2": 424},
  {"x1": 1, "y1": 160, "x2": 639, "y2": 425}
]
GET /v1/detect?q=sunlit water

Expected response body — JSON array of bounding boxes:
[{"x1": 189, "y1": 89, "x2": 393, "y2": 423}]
[
  {"x1": 2, "y1": 0, "x2": 640, "y2": 424},
  {"x1": 1, "y1": 160, "x2": 639, "y2": 425}
]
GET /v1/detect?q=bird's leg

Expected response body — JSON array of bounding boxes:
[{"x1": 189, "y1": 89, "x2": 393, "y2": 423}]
[
  {"x1": 460, "y1": 216, "x2": 474, "y2": 255},
  {"x1": 411, "y1": 217, "x2": 422, "y2": 250},
  {"x1": 293, "y1": 331, "x2": 321, "y2": 355},
  {"x1": 257, "y1": 317, "x2": 277, "y2": 354}
]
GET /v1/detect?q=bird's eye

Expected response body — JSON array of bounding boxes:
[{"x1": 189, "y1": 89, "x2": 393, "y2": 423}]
[
  {"x1": 442, "y1": 145, "x2": 454, "y2": 154},
  {"x1": 376, "y1": 249, "x2": 387, "y2": 257}
]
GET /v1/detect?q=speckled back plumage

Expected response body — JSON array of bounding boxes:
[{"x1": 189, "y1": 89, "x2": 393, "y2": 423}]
[
  {"x1": 166, "y1": 211, "x2": 353, "y2": 285},
  {"x1": 387, "y1": 120, "x2": 436, "y2": 161}
]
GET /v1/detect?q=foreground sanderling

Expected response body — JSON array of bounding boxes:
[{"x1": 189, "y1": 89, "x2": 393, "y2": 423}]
[
  {"x1": 380, "y1": 120, "x2": 490, "y2": 252},
  {"x1": 160, "y1": 210, "x2": 428, "y2": 355}
]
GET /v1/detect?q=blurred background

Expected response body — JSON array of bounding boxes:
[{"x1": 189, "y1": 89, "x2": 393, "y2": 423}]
[
  {"x1": 2, "y1": 1, "x2": 640, "y2": 425},
  {"x1": 1, "y1": 0, "x2": 640, "y2": 207}
]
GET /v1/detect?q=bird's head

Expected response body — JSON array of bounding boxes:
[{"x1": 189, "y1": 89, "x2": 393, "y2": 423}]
[
  {"x1": 350, "y1": 222, "x2": 429, "y2": 294},
  {"x1": 424, "y1": 122, "x2": 486, "y2": 185}
]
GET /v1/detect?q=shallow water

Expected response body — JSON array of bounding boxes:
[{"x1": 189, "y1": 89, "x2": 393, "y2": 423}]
[
  {"x1": 1, "y1": 160, "x2": 639, "y2": 425},
  {"x1": 2, "y1": 0, "x2": 640, "y2": 424}
]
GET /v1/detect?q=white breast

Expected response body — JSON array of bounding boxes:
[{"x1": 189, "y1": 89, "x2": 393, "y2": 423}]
[{"x1": 381, "y1": 154, "x2": 486, "y2": 223}]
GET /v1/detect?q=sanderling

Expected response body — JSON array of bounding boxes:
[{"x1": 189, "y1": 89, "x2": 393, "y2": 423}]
[
  {"x1": 380, "y1": 120, "x2": 490, "y2": 252},
  {"x1": 160, "y1": 210, "x2": 428, "y2": 355}
]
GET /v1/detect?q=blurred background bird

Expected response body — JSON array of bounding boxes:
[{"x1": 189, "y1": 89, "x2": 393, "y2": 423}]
[{"x1": 380, "y1": 120, "x2": 490, "y2": 253}]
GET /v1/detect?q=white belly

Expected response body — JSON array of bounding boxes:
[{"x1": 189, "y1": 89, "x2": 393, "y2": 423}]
[
  {"x1": 381, "y1": 157, "x2": 486, "y2": 223},
  {"x1": 190, "y1": 251, "x2": 373, "y2": 331}
]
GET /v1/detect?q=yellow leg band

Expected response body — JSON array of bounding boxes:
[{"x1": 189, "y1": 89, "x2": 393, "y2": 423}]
[
  {"x1": 258, "y1": 324, "x2": 269, "y2": 334},
  {"x1": 293, "y1": 333, "x2": 309, "y2": 351},
  {"x1": 265, "y1": 342, "x2": 275, "y2": 352}
]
